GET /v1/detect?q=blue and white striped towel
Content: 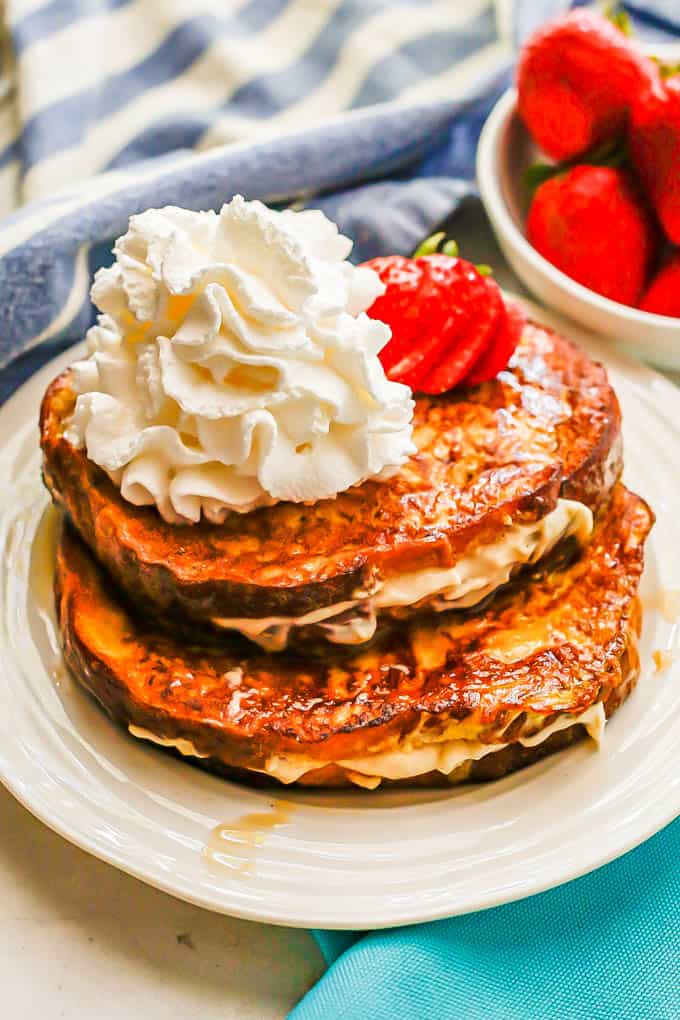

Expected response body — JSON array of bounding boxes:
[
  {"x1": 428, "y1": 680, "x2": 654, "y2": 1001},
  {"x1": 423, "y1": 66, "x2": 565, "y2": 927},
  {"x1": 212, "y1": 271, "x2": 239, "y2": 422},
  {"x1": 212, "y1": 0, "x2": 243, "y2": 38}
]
[
  {"x1": 0, "y1": 0, "x2": 573, "y2": 402},
  {"x1": 0, "y1": 1, "x2": 678, "y2": 404}
]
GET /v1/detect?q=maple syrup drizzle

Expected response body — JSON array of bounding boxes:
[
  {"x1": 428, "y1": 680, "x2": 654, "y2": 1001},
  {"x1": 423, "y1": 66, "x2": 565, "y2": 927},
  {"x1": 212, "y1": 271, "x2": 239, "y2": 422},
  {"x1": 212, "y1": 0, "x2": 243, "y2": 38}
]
[
  {"x1": 203, "y1": 799, "x2": 293, "y2": 878},
  {"x1": 652, "y1": 649, "x2": 677, "y2": 674},
  {"x1": 644, "y1": 588, "x2": 680, "y2": 624}
]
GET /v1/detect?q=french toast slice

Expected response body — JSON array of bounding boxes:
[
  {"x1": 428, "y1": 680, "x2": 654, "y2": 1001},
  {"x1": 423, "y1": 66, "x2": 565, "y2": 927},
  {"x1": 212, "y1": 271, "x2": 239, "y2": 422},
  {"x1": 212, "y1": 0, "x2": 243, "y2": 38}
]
[
  {"x1": 54, "y1": 483, "x2": 652, "y2": 789},
  {"x1": 42, "y1": 323, "x2": 622, "y2": 643}
]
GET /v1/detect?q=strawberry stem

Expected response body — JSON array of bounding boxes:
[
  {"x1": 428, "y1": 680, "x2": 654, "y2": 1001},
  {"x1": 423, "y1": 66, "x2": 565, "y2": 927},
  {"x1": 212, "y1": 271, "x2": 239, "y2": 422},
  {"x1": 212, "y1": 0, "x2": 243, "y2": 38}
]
[
  {"x1": 413, "y1": 232, "x2": 446, "y2": 257},
  {"x1": 651, "y1": 55, "x2": 680, "y2": 79},
  {"x1": 412, "y1": 233, "x2": 461, "y2": 259},
  {"x1": 525, "y1": 138, "x2": 629, "y2": 194},
  {"x1": 412, "y1": 233, "x2": 491, "y2": 276},
  {"x1": 524, "y1": 162, "x2": 562, "y2": 191},
  {"x1": 603, "y1": 3, "x2": 636, "y2": 36},
  {"x1": 602, "y1": 3, "x2": 633, "y2": 36}
]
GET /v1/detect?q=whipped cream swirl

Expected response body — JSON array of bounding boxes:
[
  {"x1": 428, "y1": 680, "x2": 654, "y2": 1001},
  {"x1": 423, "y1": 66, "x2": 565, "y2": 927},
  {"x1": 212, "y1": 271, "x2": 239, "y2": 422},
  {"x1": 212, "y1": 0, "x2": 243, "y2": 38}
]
[{"x1": 66, "y1": 196, "x2": 415, "y2": 523}]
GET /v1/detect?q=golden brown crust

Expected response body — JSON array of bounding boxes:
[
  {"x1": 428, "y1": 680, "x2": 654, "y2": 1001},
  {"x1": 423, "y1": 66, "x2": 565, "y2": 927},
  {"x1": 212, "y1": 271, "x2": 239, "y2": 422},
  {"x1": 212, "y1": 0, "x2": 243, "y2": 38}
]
[
  {"x1": 54, "y1": 484, "x2": 651, "y2": 786},
  {"x1": 42, "y1": 323, "x2": 622, "y2": 627},
  {"x1": 285, "y1": 638, "x2": 640, "y2": 787}
]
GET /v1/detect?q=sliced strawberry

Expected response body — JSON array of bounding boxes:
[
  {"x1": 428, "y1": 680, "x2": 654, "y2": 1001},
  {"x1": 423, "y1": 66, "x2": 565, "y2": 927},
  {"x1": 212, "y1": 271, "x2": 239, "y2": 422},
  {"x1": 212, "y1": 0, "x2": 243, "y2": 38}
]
[
  {"x1": 420, "y1": 276, "x2": 504, "y2": 393},
  {"x1": 362, "y1": 242, "x2": 519, "y2": 395},
  {"x1": 361, "y1": 256, "x2": 426, "y2": 372},
  {"x1": 387, "y1": 256, "x2": 483, "y2": 388},
  {"x1": 465, "y1": 298, "x2": 526, "y2": 387},
  {"x1": 389, "y1": 324, "x2": 459, "y2": 390}
]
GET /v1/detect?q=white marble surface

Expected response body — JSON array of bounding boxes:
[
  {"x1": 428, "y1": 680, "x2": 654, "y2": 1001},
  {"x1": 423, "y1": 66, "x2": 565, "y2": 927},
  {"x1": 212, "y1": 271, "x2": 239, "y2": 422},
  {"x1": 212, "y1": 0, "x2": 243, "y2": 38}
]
[{"x1": 0, "y1": 785, "x2": 324, "y2": 1019}]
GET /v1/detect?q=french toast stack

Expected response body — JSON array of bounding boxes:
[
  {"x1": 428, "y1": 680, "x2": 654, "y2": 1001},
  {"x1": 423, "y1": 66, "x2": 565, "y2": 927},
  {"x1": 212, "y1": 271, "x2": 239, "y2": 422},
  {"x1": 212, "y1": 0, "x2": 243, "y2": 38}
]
[{"x1": 41, "y1": 322, "x2": 653, "y2": 789}]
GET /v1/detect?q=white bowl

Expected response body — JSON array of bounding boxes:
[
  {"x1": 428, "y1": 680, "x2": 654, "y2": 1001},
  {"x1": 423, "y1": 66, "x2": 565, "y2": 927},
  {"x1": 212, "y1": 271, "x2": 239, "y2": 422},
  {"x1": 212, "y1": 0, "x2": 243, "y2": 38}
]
[{"x1": 477, "y1": 88, "x2": 680, "y2": 372}]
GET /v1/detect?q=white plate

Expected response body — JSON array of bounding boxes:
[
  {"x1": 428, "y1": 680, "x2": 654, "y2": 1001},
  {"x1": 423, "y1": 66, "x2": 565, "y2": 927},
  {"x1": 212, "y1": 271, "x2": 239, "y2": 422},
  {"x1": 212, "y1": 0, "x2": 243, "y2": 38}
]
[{"x1": 1, "y1": 302, "x2": 679, "y2": 930}]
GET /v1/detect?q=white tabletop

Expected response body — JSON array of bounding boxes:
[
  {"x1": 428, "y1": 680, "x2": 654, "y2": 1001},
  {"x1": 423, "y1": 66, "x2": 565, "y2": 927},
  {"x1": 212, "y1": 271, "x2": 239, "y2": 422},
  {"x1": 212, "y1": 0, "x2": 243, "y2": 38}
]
[{"x1": 0, "y1": 785, "x2": 324, "y2": 1019}]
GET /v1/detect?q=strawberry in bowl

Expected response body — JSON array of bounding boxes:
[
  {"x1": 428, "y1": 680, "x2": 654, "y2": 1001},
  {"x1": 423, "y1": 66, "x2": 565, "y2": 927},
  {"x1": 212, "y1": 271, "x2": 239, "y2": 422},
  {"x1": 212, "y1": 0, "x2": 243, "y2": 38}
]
[
  {"x1": 477, "y1": 6, "x2": 680, "y2": 371},
  {"x1": 526, "y1": 166, "x2": 658, "y2": 308},
  {"x1": 517, "y1": 9, "x2": 659, "y2": 162},
  {"x1": 630, "y1": 74, "x2": 680, "y2": 246},
  {"x1": 639, "y1": 253, "x2": 680, "y2": 317}
]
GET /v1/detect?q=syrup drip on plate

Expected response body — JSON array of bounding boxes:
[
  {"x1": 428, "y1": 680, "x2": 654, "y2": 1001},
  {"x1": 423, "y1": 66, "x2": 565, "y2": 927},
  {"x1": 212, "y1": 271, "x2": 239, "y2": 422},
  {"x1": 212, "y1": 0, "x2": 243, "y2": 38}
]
[
  {"x1": 644, "y1": 587, "x2": 680, "y2": 623},
  {"x1": 203, "y1": 799, "x2": 293, "y2": 878},
  {"x1": 652, "y1": 649, "x2": 677, "y2": 674}
]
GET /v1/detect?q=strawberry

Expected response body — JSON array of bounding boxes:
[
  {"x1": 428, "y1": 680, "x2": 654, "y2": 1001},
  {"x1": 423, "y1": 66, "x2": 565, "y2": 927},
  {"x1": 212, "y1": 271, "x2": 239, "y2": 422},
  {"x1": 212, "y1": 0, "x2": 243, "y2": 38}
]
[
  {"x1": 629, "y1": 75, "x2": 680, "y2": 244},
  {"x1": 360, "y1": 256, "x2": 426, "y2": 373},
  {"x1": 388, "y1": 256, "x2": 503, "y2": 391},
  {"x1": 362, "y1": 243, "x2": 525, "y2": 394},
  {"x1": 517, "y1": 10, "x2": 659, "y2": 161},
  {"x1": 465, "y1": 298, "x2": 526, "y2": 388},
  {"x1": 526, "y1": 166, "x2": 658, "y2": 306},
  {"x1": 639, "y1": 253, "x2": 680, "y2": 317}
]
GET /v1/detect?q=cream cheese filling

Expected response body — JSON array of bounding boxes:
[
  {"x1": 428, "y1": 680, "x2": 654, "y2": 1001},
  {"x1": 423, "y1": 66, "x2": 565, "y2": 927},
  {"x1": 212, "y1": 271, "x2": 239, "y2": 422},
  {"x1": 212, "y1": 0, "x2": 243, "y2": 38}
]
[
  {"x1": 127, "y1": 701, "x2": 606, "y2": 789},
  {"x1": 128, "y1": 727, "x2": 210, "y2": 759},
  {"x1": 212, "y1": 499, "x2": 593, "y2": 650}
]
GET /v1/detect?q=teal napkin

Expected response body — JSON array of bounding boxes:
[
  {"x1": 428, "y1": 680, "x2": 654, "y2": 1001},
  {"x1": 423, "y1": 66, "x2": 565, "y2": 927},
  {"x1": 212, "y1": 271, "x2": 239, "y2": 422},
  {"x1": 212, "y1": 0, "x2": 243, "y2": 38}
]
[{"x1": 290, "y1": 820, "x2": 679, "y2": 1019}]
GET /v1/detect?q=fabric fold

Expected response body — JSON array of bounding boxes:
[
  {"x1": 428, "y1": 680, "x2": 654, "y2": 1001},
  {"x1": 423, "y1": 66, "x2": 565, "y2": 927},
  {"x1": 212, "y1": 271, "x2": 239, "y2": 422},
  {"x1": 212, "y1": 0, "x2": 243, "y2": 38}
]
[{"x1": 293, "y1": 821, "x2": 679, "y2": 1020}]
